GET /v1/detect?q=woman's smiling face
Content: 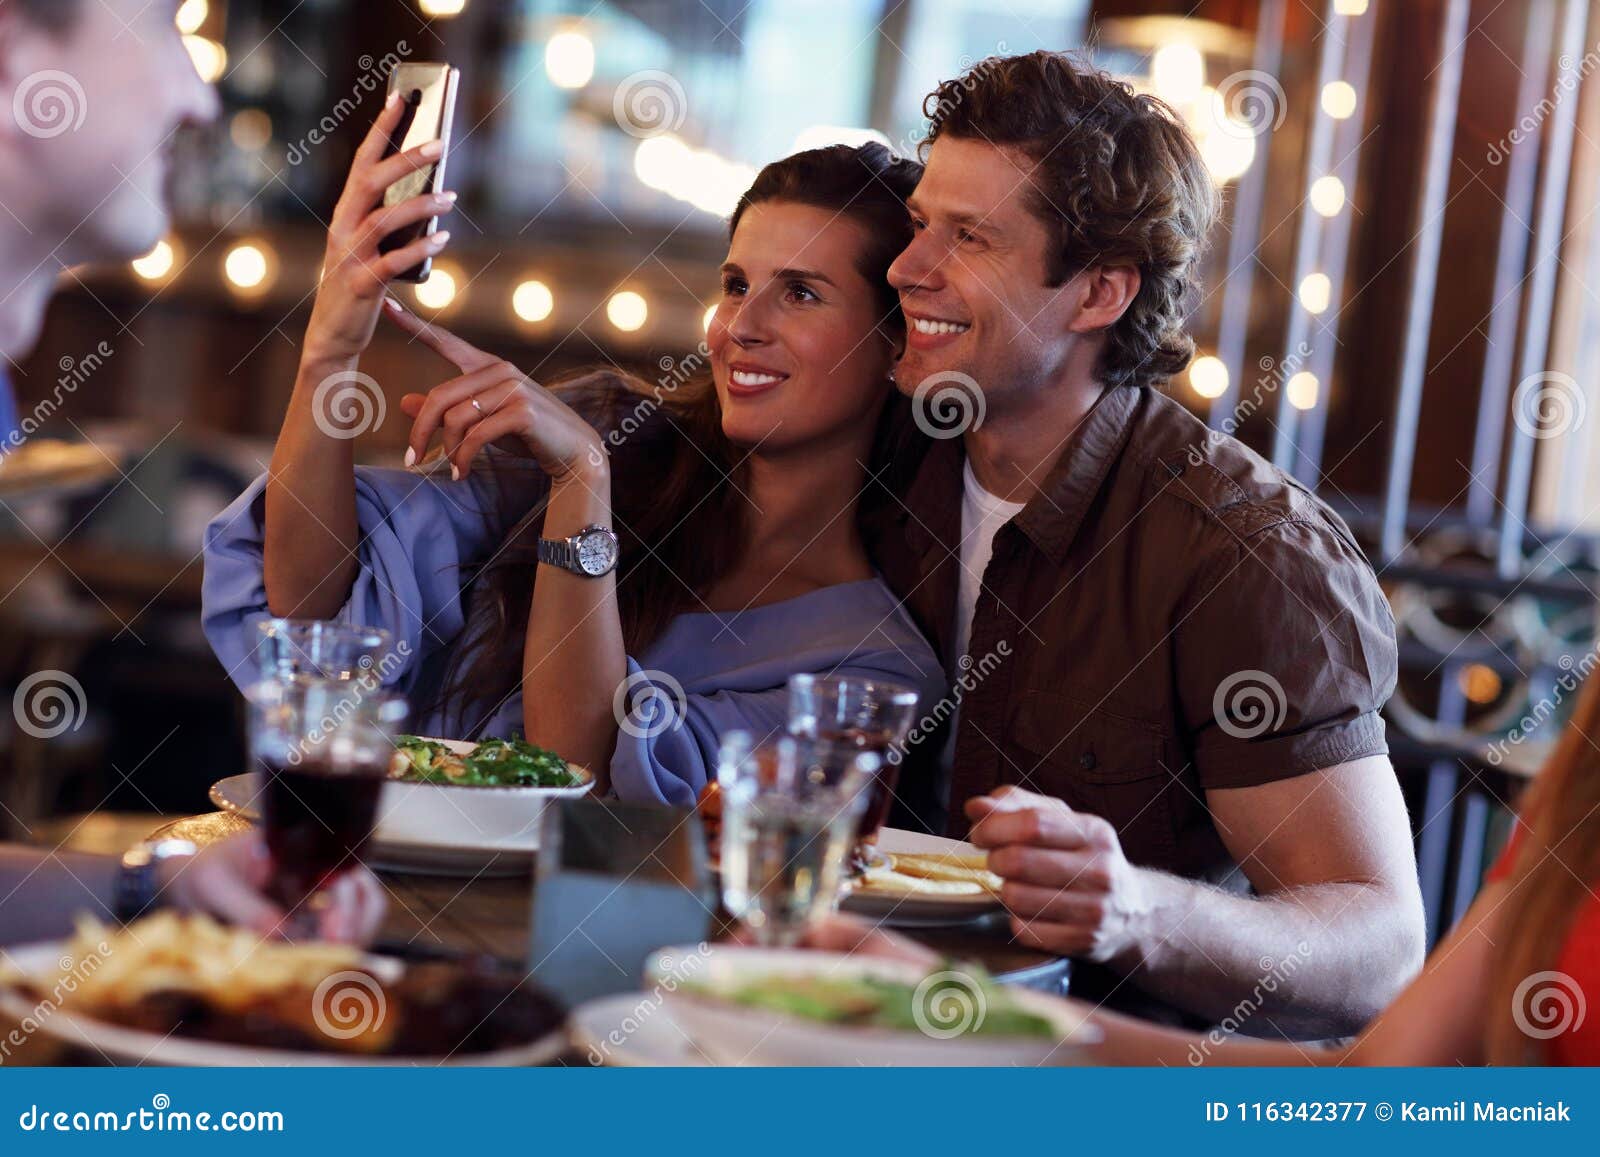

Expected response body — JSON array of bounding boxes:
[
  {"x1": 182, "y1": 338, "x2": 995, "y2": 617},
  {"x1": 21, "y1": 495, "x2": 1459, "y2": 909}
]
[{"x1": 708, "y1": 201, "x2": 898, "y2": 454}]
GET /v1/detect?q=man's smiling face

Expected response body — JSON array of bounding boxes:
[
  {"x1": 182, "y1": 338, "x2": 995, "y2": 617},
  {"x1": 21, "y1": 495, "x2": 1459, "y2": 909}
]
[{"x1": 887, "y1": 135, "x2": 1083, "y2": 410}]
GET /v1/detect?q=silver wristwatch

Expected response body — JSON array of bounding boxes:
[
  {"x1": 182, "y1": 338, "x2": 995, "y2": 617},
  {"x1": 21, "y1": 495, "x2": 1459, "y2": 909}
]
[
  {"x1": 537, "y1": 524, "x2": 619, "y2": 577},
  {"x1": 116, "y1": 838, "x2": 197, "y2": 923}
]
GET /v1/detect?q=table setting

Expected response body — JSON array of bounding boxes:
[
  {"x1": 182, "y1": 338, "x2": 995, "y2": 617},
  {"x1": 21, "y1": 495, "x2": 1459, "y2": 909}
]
[{"x1": 0, "y1": 617, "x2": 1080, "y2": 1068}]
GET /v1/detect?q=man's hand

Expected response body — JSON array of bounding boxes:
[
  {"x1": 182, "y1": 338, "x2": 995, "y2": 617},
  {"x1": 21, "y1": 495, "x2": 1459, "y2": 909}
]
[{"x1": 965, "y1": 785, "x2": 1157, "y2": 963}]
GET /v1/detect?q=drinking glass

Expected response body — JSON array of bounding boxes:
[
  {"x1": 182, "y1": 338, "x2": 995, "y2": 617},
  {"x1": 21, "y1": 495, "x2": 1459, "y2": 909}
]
[
  {"x1": 245, "y1": 676, "x2": 407, "y2": 931},
  {"x1": 255, "y1": 618, "x2": 395, "y2": 684},
  {"x1": 716, "y1": 731, "x2": 875, "y2": 947},
  {"x1": 786, "y1": 674, "x2": 919, "y2": 870}
]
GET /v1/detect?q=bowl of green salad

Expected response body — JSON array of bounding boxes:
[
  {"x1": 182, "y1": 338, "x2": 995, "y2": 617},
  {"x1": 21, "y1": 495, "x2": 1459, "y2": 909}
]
[
  {"x1": 649, "y1": 945, "x2": 1099, "y2": 1067},
  {"x1": 378, "y1": 735, "x2": 593, "y2": 851}
]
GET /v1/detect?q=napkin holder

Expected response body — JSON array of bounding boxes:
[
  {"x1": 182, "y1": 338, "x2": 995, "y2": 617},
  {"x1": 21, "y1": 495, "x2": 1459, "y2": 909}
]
[{"x1": 529, "y1": 798, "x2": 714, "y2": 1009}]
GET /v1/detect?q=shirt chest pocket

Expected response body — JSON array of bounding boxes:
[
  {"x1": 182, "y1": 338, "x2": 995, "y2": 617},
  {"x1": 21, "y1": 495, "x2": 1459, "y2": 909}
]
[{"x1": 1008, "y1": 691, "x2": 1179, "y2": 870}]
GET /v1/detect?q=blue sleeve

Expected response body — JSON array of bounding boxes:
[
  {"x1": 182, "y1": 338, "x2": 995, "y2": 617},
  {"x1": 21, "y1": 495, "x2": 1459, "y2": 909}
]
[
  {"x1": 201, "y1": 463, "x2": 518, "y2": 696},
  {"x1": 606, "y1": 658, "x2": 791, "y2": 808},
  {"x1": 0, "y1": 367, "x2": 17, "y2": 446},
  {"x1": 606, "y1": 630, "x2": 947, "y2": 810}
]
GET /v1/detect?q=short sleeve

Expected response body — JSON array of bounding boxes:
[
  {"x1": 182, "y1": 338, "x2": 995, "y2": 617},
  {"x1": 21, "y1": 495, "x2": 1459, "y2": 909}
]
[{"x1": 1174, "y1": 518, "x2": 1397, "y2": 790}]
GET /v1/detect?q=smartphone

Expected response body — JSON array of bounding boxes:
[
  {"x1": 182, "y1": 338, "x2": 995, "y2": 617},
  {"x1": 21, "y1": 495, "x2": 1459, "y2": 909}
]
[{"x1": 378, "y1": 62, "x2": 460, "y2": 283}]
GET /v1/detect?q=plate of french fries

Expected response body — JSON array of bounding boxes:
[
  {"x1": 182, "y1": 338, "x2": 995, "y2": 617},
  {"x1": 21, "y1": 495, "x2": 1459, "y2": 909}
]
[
  {"x1": 840, "y1": 829, "x2": 1005, "y2": 926},
  {"x1": 0, "y1": 912, "x2": 567, "y2": 1066}
]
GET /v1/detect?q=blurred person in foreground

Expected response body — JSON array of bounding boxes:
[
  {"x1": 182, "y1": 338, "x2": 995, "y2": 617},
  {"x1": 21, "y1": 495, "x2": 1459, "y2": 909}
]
[
  {"x1": 0, "y1": 0, "x2": 383, "y2": 945},
  {"x1": 869, "y1": 50, "x2": 1424, "y2": 1037},
  {"x1": 801, "y1": 664, "x2": 1600, "y2": 1065}
]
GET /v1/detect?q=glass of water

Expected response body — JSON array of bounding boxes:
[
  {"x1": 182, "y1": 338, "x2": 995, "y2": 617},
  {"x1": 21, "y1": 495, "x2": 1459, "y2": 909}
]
[
  {"x1": 716, "y1": 731, "x2": 876, "y2": 947},
  {"x1": 255, "y1": 618, "x2": 395, "y2": 684},
  {"x1": 787, "y1": 674, "x2": 919, "y2": 870}
]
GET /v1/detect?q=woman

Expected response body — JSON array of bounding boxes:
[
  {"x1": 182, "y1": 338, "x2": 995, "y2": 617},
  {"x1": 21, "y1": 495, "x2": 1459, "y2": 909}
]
[
  {"x1": 202, "y1": 94, "x2": 944, "y2": 804},
  {"x1": 808, "y1": 669, "x2": 1600, "y2": 1065}
]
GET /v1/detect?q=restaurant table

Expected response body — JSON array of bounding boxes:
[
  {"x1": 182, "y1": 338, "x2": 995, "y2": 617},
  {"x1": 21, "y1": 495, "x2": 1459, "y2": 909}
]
[{"x1": 3, "y1": 811, "x2": 1072, "y2": 1065}]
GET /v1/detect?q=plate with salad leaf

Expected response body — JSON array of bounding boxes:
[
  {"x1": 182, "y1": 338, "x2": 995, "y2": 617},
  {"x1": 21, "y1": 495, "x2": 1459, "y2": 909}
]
[
  {"x1": 210, "y1": 735, "x2": 592, "y2": 876},
  {"x1": 649, "y1": 945, "x2": 1099, "y2": 1067}
]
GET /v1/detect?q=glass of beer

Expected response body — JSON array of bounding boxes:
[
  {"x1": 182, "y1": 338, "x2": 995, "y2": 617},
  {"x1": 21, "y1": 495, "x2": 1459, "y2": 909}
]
[
  {"x1": 786, "y1": 674, "x2": 919, "y2": 870},
  {"x1": 716, "y1": 731, "x2": 876, "y2": 947},
  {"x1": 245, "y1": 675, "x2": 407, "y2": 932}
]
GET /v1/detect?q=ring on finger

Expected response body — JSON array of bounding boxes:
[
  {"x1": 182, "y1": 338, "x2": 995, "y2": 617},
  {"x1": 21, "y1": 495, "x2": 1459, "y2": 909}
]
[{"x1": 470, "y1": 397, "x2": 485, "y2": 416}]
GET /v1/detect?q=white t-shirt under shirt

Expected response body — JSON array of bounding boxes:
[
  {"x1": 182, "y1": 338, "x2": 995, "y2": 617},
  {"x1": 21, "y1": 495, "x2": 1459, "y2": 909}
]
[
  {"x1": 953, "y1": 459, "x2": 1028, "y2": 670},
  {"x1": 940, "y1": 460, "x2": 1027, "y2": 780}
]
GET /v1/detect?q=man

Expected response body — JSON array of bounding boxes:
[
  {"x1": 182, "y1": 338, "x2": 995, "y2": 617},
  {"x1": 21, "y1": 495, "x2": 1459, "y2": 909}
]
[
  {"x1": 873, "y1": 51, "x2": 1424, "y2": 1038},
  {"x1": 0, "y1": 0, "x2": 381, "y2": 944}
]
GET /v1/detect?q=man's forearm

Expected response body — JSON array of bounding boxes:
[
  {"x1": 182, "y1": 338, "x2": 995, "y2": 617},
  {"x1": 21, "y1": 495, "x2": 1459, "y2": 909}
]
[
  {"x1": 0, "y1": 848, "x2": 117, "y2": 945},
  {"x1": 1113, "y1": 869, "x2": 1423, "y2": 1038}
]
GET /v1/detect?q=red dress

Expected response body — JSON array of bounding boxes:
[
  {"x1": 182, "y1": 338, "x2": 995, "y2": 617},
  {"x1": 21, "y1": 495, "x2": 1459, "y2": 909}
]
[{"x1": 1484, "y1": 830, "x2": 1600, "y2": 1065}]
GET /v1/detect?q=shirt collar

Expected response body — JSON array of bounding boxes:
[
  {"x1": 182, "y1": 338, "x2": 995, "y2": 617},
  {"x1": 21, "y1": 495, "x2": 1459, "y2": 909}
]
[
  {"x1": 895, "y1": 385, "x2": 1145, "y2": 567},
  {"x1": 1009, "y1": 384, "x2": 1143, "y2": 566}
]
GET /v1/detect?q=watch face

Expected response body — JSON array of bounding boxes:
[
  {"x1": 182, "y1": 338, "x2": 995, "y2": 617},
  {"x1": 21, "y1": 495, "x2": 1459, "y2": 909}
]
[{"x1": 575, "y1": 529, "x2": 618, "y2": 576}]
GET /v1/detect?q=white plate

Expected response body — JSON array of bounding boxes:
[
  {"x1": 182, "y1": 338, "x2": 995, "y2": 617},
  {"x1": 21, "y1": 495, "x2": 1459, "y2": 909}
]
[
  {"x1": 210, "y1": 737, "x2": 592, "y2": 877},
  {"x1": 568, "y1": 993, "x2": 710, "y2": 1067},
  {"x1": 647, "y1": 944, "x2": 1098, "y2": 1067},
  {"x1": 0, "y1": 941, "x2": 566, "y2": 1067},
  {"x1": 839, "y1": 828, "x2": 1004, "y2": 926}
]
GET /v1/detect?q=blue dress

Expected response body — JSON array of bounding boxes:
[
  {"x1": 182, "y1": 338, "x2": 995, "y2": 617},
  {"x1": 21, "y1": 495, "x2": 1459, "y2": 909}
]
[{"x1": 201, "y1": 464, "x2": 947, "y2": 808}]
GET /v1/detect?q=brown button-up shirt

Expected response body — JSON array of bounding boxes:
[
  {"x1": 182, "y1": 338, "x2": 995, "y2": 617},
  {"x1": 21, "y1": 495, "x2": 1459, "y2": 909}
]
[{"x1": 871, "y1": 385, "x2": 1398, "y2": 885}]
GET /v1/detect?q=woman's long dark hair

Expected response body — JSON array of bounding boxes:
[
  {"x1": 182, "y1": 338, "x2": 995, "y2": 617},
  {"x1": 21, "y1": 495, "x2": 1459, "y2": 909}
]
[{"x1": 434, "y1": 143, "x2": 926, "y2": 734}]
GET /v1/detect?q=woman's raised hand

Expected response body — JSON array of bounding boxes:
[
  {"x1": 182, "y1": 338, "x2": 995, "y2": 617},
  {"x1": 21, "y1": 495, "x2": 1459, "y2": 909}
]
[
  {"x1": 303, "y1": 93, "x2": 458, "y2": 363},
  {"x1": 382, "y1": 299, "x2": 608, "y2": 486}
]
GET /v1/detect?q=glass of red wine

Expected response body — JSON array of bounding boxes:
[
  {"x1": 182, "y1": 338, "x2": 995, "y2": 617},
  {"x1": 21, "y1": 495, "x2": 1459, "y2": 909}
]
[
  {"x1": 245, "y1": 674, "x2": 407, "y2": 935},
  {"x1": 785, "y1": 675, "x2": 919, "y2": 872}
]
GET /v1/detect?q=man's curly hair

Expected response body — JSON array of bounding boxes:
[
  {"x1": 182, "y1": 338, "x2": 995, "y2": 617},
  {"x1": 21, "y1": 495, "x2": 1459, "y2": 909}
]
[{"x1": 923, "y1": 50, "x2": 1218, "y2": 390}]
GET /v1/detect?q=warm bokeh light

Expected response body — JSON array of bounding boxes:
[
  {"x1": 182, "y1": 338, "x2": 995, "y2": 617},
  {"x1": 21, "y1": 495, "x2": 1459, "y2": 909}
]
[
  {"x1": 132, "y1": 240, "x2": 177, "y2": 283},
  {"x1": 633, "y1": 134, "x2": 755, "y2": 218},
  {"x1": 1200, "y1": 126, "x2": 1256, "y2": 182},
  {"x1": 1334, "y1": 0, "x2": 1370, "y2": 15},
  {"x1": 184, "y1": 35, "x2": 227, "y2": 84},
  {"x1": 607, "y1": 291, "x2": 648, "y2": 333},
  {"x1": 545, "y1": 30, "x2": 596, "y2": 89},
  {"x1": 1309, "y1": 175, "x2": 1347, "y2": 217},
  {"x1": 1151, "y1": 43, "x2": 1205, "y2": 107},
  {"x1": 1286, "y1": 371, "x2": 1320, "y2": 411},
  {"x1": 512, "y1": 279, "x2": 554, "y2": 323},
  {"x1": 418, "y1": 0, "x2": 468, "y2": 16},
  {"x1": 1188, "y1": 355, "x2": 1229, "y2": 400},
  {"x1": 223, "y1": 242, "x2": 271, "y2": 292},
  {"x1": 1190, "y1": 87, "x2": 1256, "y2": 183},
  {"x1": 1459, "y1": 663, "x2": 1503, "y2": 704},
  {"x1": 703, "y1": 303, "x2": 719, "y2": 334},
  {"x1": 230, "y1": 109, "x2": 272, "y2": 152},
  {"x1": 176, "y1": 0, "x2": 208, "y2": 35},
  {"x1": 1321, "y1": 81, "x2": 1358, "y2": 120},
  {"x1": 414, "y1": 265, "x2": 460, "y2": 310},
  {"x1": 1299, "y1": 272, "x2": 1332, "y2": 315}
]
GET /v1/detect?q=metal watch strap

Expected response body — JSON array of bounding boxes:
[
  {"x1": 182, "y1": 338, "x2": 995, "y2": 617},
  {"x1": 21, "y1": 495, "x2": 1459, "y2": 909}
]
[
  {"x1": 536, "y1": 535, "x2": 573, "y2": 572},
  {"x1": 113, "y1": 859, "x2": 157, "y2": 924},
  {"x1": 115, "y1": 839, "x2": 195, "y2": 924}
]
